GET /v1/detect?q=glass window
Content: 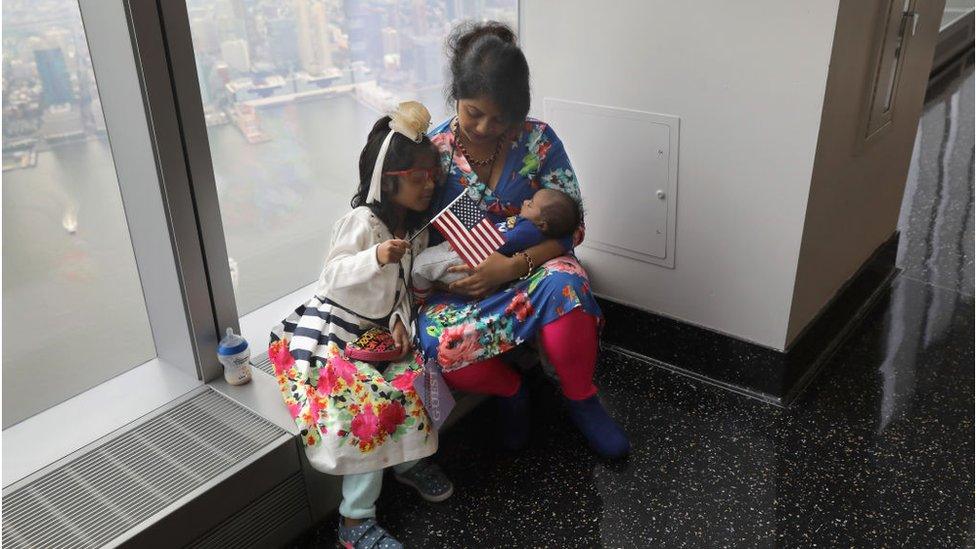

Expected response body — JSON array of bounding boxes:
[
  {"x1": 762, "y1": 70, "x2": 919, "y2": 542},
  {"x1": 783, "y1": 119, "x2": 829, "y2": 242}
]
[
  {"x1": 2, "y1": 0, "x2": 156, "y2": 426},
  {"x1": 185, "y1": 0, "x2": 517, "y2": 315}
]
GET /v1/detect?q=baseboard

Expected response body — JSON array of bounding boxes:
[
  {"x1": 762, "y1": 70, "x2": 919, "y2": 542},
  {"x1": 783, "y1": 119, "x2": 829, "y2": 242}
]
[{"x1": 598, "y1": 232, "x2": 900, "y2": 407}]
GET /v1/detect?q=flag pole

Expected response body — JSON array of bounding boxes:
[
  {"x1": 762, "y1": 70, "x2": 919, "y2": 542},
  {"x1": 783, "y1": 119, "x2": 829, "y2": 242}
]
[{"x1": 408, "y1": 190, "x2": 467, "y2": 243}]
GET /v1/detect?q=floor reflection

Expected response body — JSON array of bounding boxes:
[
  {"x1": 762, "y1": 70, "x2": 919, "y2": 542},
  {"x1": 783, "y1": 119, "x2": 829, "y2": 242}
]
[{"x1": 897, "y1": 67, "x2": 975, "y2": 297}]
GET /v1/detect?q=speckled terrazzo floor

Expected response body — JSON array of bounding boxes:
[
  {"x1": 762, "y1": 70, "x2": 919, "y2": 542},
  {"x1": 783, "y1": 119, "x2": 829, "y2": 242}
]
[{"x1": 293, "y1": 69, "x2": 974, "y2": 548}]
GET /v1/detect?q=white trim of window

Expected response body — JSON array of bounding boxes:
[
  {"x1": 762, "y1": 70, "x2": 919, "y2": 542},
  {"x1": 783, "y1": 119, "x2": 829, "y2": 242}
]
[
  {"x1": 79, "y1": 0, "x2": 238, "y2": 385},
  {"x1": 156, "y1": 0, "x2": 241, "y2": 365},
  {"x1": 78, "y1": 0, "x2": 193, "y2": 374}
]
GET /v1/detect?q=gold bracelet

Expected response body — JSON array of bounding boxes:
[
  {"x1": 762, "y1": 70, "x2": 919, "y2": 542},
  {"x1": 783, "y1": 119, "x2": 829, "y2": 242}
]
[{"x1": 516, "y1": 252, "x2": 535, "y2": 280}]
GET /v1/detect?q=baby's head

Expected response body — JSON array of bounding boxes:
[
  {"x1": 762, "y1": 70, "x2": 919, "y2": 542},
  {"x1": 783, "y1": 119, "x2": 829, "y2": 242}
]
[{"x1": 520, "y1": 188, "x2": 581, "y2": 239}]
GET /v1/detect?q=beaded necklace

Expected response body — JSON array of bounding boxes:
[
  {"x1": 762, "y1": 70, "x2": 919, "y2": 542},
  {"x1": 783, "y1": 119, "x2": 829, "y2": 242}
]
[{"x1": 451, "y1": 117, "x2": 502, "y2": 168}]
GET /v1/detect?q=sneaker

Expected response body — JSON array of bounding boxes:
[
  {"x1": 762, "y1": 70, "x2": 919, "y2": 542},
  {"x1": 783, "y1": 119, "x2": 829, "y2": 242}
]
[
  {"x1": 565, "y1": 395, "x2": 630, "y2": 458},
  {"x1": 336, "y1": 518, "x2": 402, "y2": 549},
  {"x1": 496, "y1": 382, "x2": 530, "y2": 450},
  {"x1": 393, "y1": 459, "x2": 454, "y2": 502}
]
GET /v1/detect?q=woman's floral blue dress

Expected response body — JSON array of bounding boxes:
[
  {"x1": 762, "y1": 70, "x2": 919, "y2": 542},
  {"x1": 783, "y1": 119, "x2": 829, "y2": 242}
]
[{"x1": 419, "y1": 118, "x2": 602, "y2": 371}]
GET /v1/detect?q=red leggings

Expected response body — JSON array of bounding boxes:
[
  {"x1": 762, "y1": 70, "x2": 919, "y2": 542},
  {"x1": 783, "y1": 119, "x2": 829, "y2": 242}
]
[{"x1": 441, "y1": 308, "x2": 599, "y2": 401}]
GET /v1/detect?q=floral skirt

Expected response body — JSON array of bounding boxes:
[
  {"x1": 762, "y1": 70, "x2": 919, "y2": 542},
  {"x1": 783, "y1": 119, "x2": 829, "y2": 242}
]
[
  {"x1": 417, "y1": 255, "x2": 602, "y2": 372},
  {"x1": 268, "y1": 297, "x2": 437, "y2": 476}
]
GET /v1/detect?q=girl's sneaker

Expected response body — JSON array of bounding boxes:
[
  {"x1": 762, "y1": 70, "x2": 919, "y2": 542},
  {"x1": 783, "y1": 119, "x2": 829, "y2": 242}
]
[
  {"x1": 337, "y1": 518, "x2": 402, "y2": 549},
  {"x1": 393, "y1": 459, "x2": 454, "y2": 502}
]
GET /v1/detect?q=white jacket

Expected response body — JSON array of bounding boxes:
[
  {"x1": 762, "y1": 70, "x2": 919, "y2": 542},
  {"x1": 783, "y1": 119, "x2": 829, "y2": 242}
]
[{"x1": 316, "y1": 206, "x2": 428, "y2": 338}]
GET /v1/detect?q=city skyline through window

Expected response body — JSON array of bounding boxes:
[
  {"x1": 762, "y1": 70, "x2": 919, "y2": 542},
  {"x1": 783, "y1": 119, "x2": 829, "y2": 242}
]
[{"x1": 186, "y1": 0, "x2": 517, "y2": 314}]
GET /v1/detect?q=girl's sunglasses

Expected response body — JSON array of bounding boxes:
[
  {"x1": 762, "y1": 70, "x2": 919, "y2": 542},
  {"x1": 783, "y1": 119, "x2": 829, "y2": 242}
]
[{"x1": 384, "y1": 166, "x2": 442, "y2": 185}]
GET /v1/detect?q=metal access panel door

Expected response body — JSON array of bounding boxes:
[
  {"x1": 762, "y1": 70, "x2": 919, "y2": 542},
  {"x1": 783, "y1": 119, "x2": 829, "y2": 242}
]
[{"x1": 544, "y1": 99, "x2": 679, "y2": 268}]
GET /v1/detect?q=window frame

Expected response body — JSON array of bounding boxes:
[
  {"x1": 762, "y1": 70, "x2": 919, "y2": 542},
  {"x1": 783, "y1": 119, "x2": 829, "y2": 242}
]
[{"x1": 123, "y1": 0, "x2": 239, "y2": 384}]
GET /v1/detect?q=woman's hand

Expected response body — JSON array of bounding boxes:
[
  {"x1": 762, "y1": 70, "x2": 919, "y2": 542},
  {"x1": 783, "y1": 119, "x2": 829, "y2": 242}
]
[
  {"x1": 448, "y1": 253, "x2": 519, "y2": 298},
  {"x1": 392, "y1": 318, "x2": 411, "y2": 360},
  {"x1": 376, "y1": 239, "x2": 410, "y2": 265}
]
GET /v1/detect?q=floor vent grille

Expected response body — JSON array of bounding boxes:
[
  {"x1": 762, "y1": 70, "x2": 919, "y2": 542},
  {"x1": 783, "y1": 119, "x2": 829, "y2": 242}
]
[
  {"x1": 2, "y1": 389, "x2": 286, "y2": 549},
  {"x1": 252, "y1": 351, "x2": 274, "y2": 375}
]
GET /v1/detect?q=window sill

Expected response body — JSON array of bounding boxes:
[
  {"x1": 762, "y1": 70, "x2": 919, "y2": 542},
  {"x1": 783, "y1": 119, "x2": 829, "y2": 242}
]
[
  {"x1": 210, "y1": 281, "x2": 319, "y2": 435},
  {"x1": 2, "y1": 358, "x2": 202, "y2": 489},
  {"x1": 208, "y1": 373, "x2": 299, "y2": 436}
]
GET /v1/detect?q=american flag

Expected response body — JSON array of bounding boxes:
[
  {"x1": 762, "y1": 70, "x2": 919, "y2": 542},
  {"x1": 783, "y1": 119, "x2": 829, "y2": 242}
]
[{"x1": 431, "y1": 192, "x2": 505, "y2": 267}]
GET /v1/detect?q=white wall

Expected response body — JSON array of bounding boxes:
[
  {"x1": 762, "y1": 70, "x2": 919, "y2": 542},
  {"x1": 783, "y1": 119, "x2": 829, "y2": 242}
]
[
  {"x1": 786, "y1": 0, "x2": 945, "y2": 345},
  {"x1": 522, "y1": 1, "x2": 840, "y2": 349}
]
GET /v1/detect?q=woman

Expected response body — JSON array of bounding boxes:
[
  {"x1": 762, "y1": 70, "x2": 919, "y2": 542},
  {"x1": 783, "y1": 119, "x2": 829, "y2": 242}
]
[{"x1": 418, "y1": 21, "x2": 629, "y2": 458}]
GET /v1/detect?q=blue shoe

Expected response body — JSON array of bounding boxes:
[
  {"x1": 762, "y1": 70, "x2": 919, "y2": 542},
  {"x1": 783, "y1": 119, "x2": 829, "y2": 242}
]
[
  {"x1": 393, "y1": 459, "x2": 454, "y2": 502},
  {"x1": 566, "y1": 395, "x2": 630, "y2": 458},
  {"x1": 496, "y1": 382, "x2": 530, "y2": 451},
  {"x1": 337, "y1": 518, "x2": 401, "y2": 549}
]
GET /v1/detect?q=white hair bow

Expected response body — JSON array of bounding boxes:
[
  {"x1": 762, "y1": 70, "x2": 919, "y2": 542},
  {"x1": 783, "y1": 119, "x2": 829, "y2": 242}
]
[{"x1": 366, "y1": 101, "x2": 432, "y2": 204}]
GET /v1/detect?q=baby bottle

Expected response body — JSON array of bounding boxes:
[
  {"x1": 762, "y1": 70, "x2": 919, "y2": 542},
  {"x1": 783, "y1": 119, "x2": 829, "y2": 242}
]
[{"x1": 217, "y1": 327, "x2": 252, "y2": 385}]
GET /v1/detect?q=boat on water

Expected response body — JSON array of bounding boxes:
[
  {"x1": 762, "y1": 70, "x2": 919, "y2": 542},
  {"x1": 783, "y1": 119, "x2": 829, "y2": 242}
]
[{"x1": 62, "y1": 207, "x2": 78, "y2": 234}]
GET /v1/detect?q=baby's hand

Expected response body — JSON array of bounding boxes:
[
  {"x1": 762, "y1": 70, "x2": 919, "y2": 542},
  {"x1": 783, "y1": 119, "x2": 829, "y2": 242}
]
[
  {"x1": 445, "y1": 262, "x2": 473, "y2": 276},
  {"x1": 376, "y1": 239, "x2": 410, "y2": 265}
]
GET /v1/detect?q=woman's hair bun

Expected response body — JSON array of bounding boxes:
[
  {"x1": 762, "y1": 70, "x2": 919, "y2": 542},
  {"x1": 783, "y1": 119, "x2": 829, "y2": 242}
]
[
  {"x1": 447, "y1": 21, "x2": 517, "y2": 62},
  {"x1": 446, "y1": 20, "x2": 529, "y2": 123}
]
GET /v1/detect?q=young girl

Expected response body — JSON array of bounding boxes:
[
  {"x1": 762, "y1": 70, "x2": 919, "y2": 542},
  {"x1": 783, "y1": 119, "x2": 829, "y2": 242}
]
[{"x1": 268, "y1": 102, "x2": 451, "y2": 549}]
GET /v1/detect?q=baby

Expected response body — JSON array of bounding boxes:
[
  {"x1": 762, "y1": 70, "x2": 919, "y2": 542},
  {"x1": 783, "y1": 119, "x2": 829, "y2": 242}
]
[{"x1": 413, "y1": 188, "x2": 580, "y2": 292}]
